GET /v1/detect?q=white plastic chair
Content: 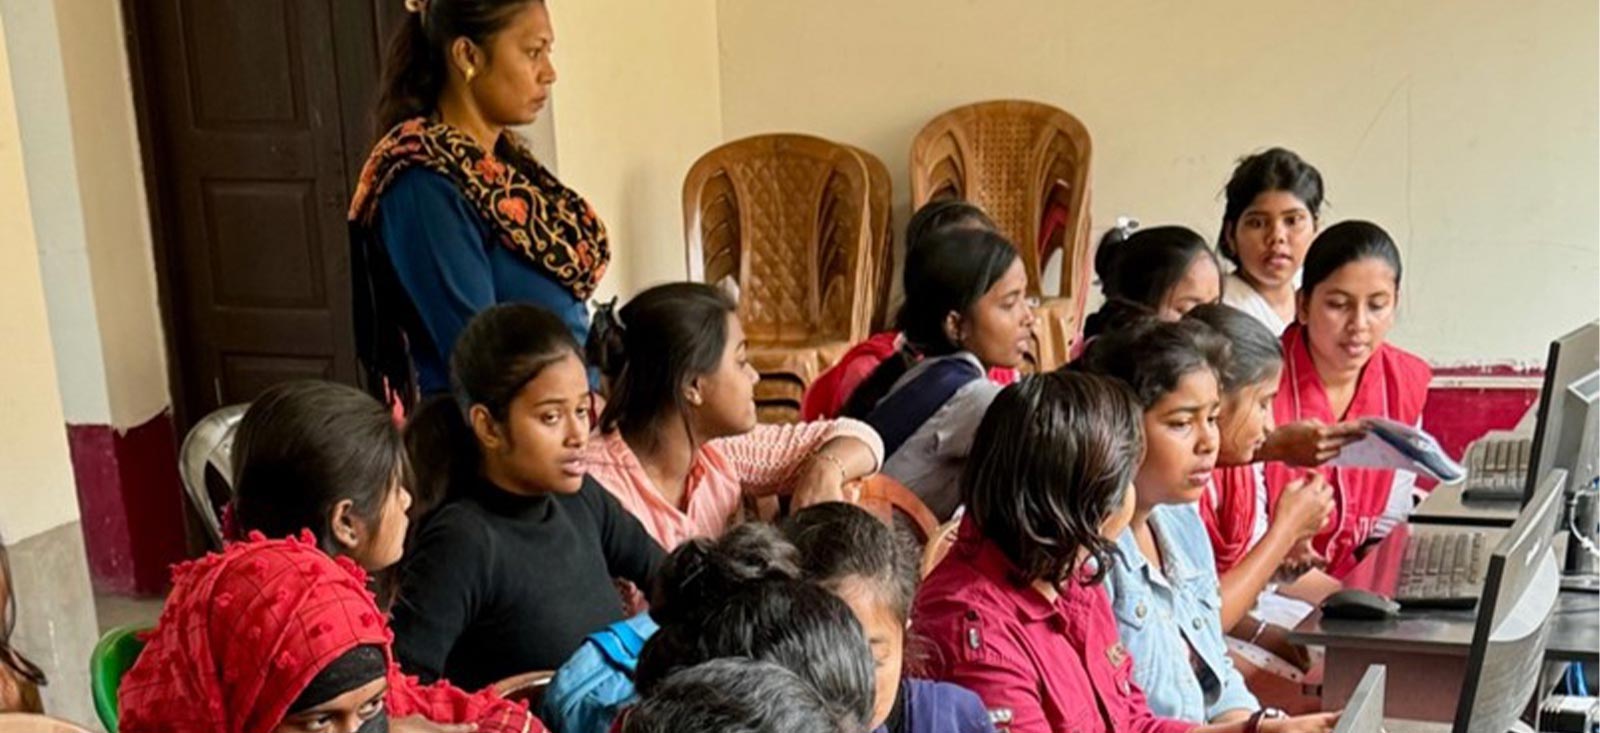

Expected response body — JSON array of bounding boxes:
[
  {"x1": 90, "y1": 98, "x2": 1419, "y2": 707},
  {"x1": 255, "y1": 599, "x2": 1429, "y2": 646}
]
[{"x1": 177, "y1": 404, "x2": 248, "y2": 547}]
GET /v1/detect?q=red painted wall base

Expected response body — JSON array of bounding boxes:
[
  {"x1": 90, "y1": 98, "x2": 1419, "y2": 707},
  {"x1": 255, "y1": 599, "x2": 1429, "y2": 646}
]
[{"x1": 65, "y1": 411, "x2": 189, "y2": 595}]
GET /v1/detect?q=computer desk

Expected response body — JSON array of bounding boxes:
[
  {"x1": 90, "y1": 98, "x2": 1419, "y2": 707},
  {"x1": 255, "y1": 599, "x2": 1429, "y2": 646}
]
[
  {"x1": 1289, "y1": 524, "x2": 1598, "y2": 722},
  {"x1": 1411, "y1": 403, "x2": 1541, "y2": 528}
]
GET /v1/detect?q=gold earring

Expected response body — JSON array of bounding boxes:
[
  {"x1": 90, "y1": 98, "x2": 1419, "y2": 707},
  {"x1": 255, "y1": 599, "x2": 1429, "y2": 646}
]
[{"x1": 464, "y1": 66, "x2": 477, "y2": 83}]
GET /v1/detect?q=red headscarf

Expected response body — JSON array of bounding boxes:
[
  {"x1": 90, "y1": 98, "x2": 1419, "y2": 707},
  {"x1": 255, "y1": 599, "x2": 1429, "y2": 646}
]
[
  {"x1": 1263, "y1": 323, "x2": 1431, "y2": 578},
  {"x1": 118, "y1": 533, "x2": 540, "y2": 733}
]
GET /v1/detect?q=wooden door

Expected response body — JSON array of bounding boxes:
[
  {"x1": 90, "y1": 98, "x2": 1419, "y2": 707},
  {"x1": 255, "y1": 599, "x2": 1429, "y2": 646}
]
[{"x1": 125, "y1": 0, "x2": 406, "y2": 428}]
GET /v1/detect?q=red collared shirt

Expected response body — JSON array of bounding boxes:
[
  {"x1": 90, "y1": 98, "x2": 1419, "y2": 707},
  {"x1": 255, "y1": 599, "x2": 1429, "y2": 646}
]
[{"x1": 913, "y1": 521, "x2": 1195, "y2": 733}]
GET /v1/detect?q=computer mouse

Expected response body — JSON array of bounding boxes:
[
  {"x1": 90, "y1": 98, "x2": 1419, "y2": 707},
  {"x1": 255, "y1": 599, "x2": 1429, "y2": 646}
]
[{"x1": 1320, "y1": 588, "x2": 1401, "y2": 620}]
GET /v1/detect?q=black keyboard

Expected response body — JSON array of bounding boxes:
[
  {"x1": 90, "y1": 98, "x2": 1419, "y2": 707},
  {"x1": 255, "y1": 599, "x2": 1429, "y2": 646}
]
[
  {"x1": 1460, "y1": 437, "x2": 1530, "y2": 502},
  {"x1": 1395, "y1": 531, "x2": 1490, "y2": 609}
]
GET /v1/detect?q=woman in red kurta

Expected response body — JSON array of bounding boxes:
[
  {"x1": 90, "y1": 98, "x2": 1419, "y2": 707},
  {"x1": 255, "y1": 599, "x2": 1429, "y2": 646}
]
[{"x1": 1263, "y1": 221, "x2": 1430, "y2": 578}]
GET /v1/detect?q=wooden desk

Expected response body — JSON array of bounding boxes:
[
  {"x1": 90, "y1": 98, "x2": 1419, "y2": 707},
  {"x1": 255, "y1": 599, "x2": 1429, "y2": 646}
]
[{"x1": 1290, "y1": 524, "x2": 1599, "y2": 722}]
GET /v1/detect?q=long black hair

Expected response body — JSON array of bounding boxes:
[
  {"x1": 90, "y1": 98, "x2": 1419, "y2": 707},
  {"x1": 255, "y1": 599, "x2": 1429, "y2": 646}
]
[
  {"x1": 623, "y1": 658, "x2": 848, "y2": 733},
  {"x1": 374, "y1": 0, "x2": 542, "y2": 135},
  {"x1": 1084, "y1": 223, "x2": 1220, "y2": 338},
  {"x1": 961, "y1": 371, "x2": 1145, "y2": 585},
  {"x1": 649, "y1": 522, "x2": 801, "y2": 627},
  {"x1": 842, "y1": 227, "x2": 1018, "y2": 418},
  {"x1": 1218, "y1": 147, "x2": 1325, "y2": 267},
  {"x1": 0, "y1": 533, "x2": 45, "y2": 693},
  {"x1": 589, "y1": 282, "x2": 739, "y2": 447},
  {"x1": 232, "y1": 380, "x2": 408, "y2": 556},
  {"x1": 405, "y1": 303, "x2": 578, "y2": 516}
]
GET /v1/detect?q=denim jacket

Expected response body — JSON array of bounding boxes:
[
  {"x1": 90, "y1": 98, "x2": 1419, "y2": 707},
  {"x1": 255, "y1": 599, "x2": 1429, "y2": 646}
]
[{"x1": 1103, "y1": 503, "x2": 1259, "y2": 723}]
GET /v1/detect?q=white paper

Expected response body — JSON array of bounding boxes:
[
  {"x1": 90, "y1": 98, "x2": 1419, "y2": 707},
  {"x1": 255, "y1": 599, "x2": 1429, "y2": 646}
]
[{"x1": 1327, "y1": 417, "x2": 1466, "y2": 482}]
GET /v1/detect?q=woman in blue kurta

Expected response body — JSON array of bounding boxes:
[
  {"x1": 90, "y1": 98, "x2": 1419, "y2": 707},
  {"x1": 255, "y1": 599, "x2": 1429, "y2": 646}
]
[{"x1": 347, "y1": 0, "x2": 608, "y2": 407}]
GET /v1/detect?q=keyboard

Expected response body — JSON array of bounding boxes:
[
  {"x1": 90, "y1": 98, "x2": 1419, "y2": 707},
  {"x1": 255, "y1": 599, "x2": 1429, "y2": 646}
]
[
  {"x1": 1460, "y1": 436, "x2": 1530, "y2": 502},
  {"x1": 1394, "y1": 530, "x2": 1490, "y2": 609}
]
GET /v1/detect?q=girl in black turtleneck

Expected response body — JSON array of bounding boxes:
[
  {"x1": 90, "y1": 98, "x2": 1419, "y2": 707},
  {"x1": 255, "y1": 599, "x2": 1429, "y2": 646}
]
[{"x1": 392, "y1": 303, "x2": 663, "y2": 690}]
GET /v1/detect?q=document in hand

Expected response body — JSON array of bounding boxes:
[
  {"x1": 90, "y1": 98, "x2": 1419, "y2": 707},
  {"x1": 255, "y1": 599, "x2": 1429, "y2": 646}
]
[{"x1": 1328, "y1": 417, "x2": 1466, "y2": 482}]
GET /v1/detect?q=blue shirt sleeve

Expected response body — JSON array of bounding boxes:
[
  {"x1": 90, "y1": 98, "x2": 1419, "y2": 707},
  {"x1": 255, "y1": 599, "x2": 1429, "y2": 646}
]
[
  {"x1": 378, "y1": 168, "x2": 495, "y2": 390},
  {"x1": 1163, "y1": 506, "x2": 1260, "y2": 720}
]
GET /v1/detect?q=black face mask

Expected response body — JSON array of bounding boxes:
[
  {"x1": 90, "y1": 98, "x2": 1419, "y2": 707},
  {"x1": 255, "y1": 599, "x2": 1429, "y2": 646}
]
[{"x1": 355, "y1": 711, "x2": 389, "y2": 733}]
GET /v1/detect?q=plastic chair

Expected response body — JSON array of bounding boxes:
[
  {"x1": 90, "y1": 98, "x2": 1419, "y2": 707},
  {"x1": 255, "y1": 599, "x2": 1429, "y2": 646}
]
[
  {"x1": 851, "y1": 474, "x2": 940, "y2": 544},
  {"x1": 492, "y1": 670, "x2": 556, "y2": 711},
  {"x1": 0, "y1": 714, "x2": 95, "y2": 732},
  {"x1": 910, "y1": 100, "x2": 1093, "y2": 369},
  {"x1": 178, "y1": 404, "x2": 248, "y2": 547},
  {"x1": 684, "y1": 134, "x2": 877, "y2": 421},
  {"x1": 89, "y1": 625, "x2": 148, "y2": 733}
]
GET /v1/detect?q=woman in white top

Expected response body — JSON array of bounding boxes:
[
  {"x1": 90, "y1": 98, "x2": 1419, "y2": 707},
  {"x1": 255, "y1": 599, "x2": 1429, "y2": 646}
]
[{"x1": 1218, "y1": 148, "x2": 1325, "y2": 336}]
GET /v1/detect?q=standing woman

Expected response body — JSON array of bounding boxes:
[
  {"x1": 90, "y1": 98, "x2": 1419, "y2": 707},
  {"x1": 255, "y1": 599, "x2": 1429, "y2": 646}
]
[
  {"x1": 1217, "y1": 149, "x2": 1324, "y2": 337},
  {"x1": 349, "y1": 0, "x2": 609, "y2": 405}
]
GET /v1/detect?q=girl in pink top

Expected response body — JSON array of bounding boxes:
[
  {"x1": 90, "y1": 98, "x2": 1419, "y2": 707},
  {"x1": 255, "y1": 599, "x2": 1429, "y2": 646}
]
[{"x1": 585, "y1": 282, "x2": 884, "y2": 549}]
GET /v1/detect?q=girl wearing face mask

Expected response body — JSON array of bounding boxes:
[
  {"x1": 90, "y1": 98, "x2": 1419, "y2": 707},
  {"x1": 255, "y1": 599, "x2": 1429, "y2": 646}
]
[
  {"x1": 394, "y1": 303, "x2": 664, "y2": 691},
  {"x1": 349, "y1": 0, "x2": 609, "y2": 408},
  {"x1": 1264, "y1": 222, "x2": 1430, "y2": 579},
  {"x1": 842, "y1": 227, "x2": 1037, "y2": 520},
  {"x1": 584, "y1": 282, "x2": 883, "y2": 550},
  {"x1": 119, "y1": 536, "x2": 541, "y2": 733}
]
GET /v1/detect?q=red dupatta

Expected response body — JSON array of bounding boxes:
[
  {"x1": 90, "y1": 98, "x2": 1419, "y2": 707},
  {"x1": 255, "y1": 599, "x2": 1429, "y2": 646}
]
[
  {"x1": 1263, "y1": 323, "x2": 1431, "y2": 578},
  {"x1": 1199, "y1": 463, "x2": 1265, "y2": 573}
]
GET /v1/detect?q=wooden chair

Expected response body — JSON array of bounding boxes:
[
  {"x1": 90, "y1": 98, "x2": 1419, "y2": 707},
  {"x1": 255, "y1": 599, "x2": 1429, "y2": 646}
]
[
  {"x1": 685, "y1": 134, "x2": 877, "y2": 422},
  {"x1": 850, "y1": 474, "x2": 940, "y2": 545},
  {"x1": 0, "y1": 715, "x2": 94, "y2": 733},
  {"x1": 920, "y1": 519, "x2": 961, "y2": 578},
  {"x1": 910, "y1": 100, "x2": 1093, "y2": 369},
  {"x1": 492, "y1": 670, "x2": 556, "y2": 712}
]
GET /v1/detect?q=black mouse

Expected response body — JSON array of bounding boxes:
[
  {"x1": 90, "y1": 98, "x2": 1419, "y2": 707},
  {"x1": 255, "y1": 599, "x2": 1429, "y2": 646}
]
[{"x1": 1320, "y1": 589, "x2": 1401, "y2": 620}]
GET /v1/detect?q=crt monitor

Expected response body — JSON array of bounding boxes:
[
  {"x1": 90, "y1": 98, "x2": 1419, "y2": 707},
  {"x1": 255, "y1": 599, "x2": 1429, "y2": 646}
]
[
  {"x1": 1332, "y1": 666, "x2": 1386, "y2": 733},
  {"x1": 1452, "y1": 468, "x2": 1567, "y2": 733},
  {"x1": 1523, "y1": 320, "x2": 1599, "y2": 505}
]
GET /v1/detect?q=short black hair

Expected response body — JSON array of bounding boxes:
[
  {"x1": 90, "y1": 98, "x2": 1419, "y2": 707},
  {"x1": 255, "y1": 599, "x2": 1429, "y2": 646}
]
[
  {"x1": 781, "y1": 502, "x2": 919, "y2": 622},
  {"x1": 622, "y1": 658, "x2": 848, "y2": 733},
  {"x1": 1300, "y1": 220, "x2": 1403, "y2": 296},
  {"x1": 1218, "y1": 147, "x2": 1325, "y2": 266},
  {"x1": 961, "y1": 372, "x2": 1145, "y2": 585},
  {"x1": 636, "y1": 579, "x2": 874, "y2": 730},
  {"x1": 1078, "y1": 317, "x2": 1230, "y2": 409},
  {"x1": 1183, "y1": 303, "x2": 1283, "y2": 393}
]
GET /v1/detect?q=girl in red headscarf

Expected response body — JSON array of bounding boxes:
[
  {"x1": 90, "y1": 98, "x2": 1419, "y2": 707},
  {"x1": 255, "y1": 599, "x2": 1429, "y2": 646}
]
[
  {"x1": 1260, "y1": 222, "x2": 1430, "y2": 580},
  {"x1": 118, "y1": 533, "x2": 541, "y2": 733}
]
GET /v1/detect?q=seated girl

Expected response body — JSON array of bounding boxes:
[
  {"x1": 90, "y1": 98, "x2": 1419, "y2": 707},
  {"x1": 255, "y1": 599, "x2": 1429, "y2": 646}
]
[
  {"x1": 622, "y1": 658, "x2": 849, "y2": 733},
  {"x1": 912, "y1": 371, "x2": 1337, "y2": 733},
  {"x1": 1216, "y1": 148, "x2": 1324, "y2": 337},
  {"x1": 118, "y1": 535, "x2": 539, "y2": 733},
  {"x1": 1079, "y1": 223, "x2": 1223, "y2": 345},
  {"x1": 393, "y1": 303, "x2": 664, "y2": 690},
  {"x1": 636, "y1": 576, "x2": 876, "y2": 731},
  {"x1": 0, "y1": 533, "x2": 44, "y2": 714},
  {"x1": 802, "y1": 199, "x2": 1015, "y2": 421},
  {"x1": 1263, "y1": 221, "x2": 1430, "y2": 578},
  {"x1": 584, "y1": 282, "x2": 883, "y2": 549},
  {"x1": 841, "y1": 227, "x2": 1036, "y2": 520},
  {"x1": 541, "y1": 523, "x2": 803, "y2": 733},
  {"x1": 231, "y1": 380, "x2": 413, "y2": 575},
  {"x1": 783, "y1": 502, "x2": 994, "y2": 733}
]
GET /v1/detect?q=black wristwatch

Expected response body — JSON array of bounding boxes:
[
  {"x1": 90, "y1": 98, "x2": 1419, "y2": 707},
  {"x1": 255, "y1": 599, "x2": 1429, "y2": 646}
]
[{"x1": 1245, "y1": 707, "x2": 1288, "y2": 733}]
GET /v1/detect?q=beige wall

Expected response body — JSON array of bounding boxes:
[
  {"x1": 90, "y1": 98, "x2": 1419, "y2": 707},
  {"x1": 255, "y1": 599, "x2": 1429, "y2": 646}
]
[
  {"x1": 2, "y1": 0, "x2": 169, "y2": 430},
  {"x1": 0, "y1": 10, "x2": 81, "y2": 544},
  {"x1": 546, "y1": 0, "x2": 724, "y2": 299},
  {"x1": 715, "y1": 0, "x2": 1600, "y2": 365}
]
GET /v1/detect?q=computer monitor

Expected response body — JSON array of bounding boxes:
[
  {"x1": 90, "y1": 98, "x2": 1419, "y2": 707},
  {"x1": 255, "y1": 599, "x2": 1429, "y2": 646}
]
[
  {"x1": 1452, "y1": 468, "x2": 1567, "y2": 733},
  {"x1": 1523, "y1": 321, "x2": 1599, "y2": 505},
  {"x1": 1332, "y1": 666, "x2": 1386, "y2": 733}
]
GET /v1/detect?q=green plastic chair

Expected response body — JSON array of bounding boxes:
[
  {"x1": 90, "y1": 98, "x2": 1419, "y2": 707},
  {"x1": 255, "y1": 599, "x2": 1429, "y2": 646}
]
[{"x1": 90, "y1": 625, "x2": 149, "y2": 733}]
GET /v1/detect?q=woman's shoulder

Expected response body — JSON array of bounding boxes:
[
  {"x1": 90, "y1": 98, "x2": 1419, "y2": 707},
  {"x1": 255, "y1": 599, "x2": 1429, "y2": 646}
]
[
  {"x1": 1377, "y1": 341, "x2": 1432, "y2": 384},
  {"x1": 378, "y1": 166, "x2": 469, "y2": 206}
]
